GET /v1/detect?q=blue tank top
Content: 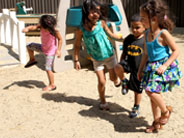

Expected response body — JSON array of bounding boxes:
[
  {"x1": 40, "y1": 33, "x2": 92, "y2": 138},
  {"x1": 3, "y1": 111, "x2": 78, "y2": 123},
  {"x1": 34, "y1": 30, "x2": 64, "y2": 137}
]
[
  {"x1": 145, "y1": 29, "x2": 169, "y2": 62},
  {"x1": 80, "y1": 21, "x2": 114, "y2": 61}
]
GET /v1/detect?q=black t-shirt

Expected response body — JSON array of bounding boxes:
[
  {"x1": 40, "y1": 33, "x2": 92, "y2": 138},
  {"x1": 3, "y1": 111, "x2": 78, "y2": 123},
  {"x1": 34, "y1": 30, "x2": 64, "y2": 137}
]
[{"x1": 122, "y1": 34, "x2": 144, "y2": 71}]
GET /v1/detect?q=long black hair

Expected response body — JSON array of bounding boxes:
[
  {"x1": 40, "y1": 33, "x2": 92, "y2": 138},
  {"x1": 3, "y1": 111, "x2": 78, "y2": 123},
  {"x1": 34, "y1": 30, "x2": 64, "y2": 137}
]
[
  {"x1": 82, "y1": 0, "x2": 107, "y2": 25},
  {"x1": 39, "y1": 15, "x2": 57, "y2": 37}
]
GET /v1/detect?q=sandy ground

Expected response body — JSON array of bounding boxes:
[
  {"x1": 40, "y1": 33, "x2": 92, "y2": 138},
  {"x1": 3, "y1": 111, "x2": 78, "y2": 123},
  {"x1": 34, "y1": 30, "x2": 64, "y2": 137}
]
[{"x1": 0, "y1": 31, "x2": 184, "y2": 138}]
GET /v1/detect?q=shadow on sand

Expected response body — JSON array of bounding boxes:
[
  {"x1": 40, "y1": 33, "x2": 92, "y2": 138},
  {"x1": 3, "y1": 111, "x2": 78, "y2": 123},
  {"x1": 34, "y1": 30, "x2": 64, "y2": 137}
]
[
  {"x1": 3, "y1": 80, "x2": 46, "y2": 90},
  {"x1": 42, "y1": 93, "x2": 149, "y2": 133}
]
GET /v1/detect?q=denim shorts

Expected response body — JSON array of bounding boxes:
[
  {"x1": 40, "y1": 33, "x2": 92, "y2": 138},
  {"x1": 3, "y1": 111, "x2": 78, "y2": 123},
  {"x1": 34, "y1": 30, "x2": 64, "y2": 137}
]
[{"x1": 27, "y1": 43, "x2": 55, "y2": 71}]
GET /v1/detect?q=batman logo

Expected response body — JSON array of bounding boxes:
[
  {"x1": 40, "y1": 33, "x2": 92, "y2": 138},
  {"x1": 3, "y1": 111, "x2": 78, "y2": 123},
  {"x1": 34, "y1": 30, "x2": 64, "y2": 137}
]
[{"x1": 127, "y1": 45, "x2": 143, "y2": 56}]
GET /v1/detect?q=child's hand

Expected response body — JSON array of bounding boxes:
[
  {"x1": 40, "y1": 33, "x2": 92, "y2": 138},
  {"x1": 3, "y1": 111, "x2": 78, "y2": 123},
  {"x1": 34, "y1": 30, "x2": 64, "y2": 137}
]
[
  {"x1": 156, "y1": 65, "x2": 167, "y2": 75},
  {"x1": 56, "y1": 50, "x2": 61, "y2": 58},
  {"x1": 22, "y1": 28, "x2": 29, "y2": 33},
  {"x1": 74, "y1": 61, "x2": 81, "y2": 70},
  {"x1": 137, "y1": 71, "x2": 143, "y2": 81}
]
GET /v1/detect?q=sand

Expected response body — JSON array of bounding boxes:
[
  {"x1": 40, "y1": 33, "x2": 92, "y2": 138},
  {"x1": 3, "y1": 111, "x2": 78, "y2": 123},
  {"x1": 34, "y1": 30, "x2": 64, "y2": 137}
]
[{"x1": 0, "y1": 31, "x2": 184, "y2": 138}]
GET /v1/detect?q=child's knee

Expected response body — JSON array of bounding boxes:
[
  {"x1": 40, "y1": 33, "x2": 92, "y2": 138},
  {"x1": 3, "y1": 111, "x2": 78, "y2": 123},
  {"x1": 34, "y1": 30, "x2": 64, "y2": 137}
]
[
  {"x1": 114, "y1": 64, "x2": 120, "y2": 72},
  {"x1": 109, "y1": 75, "x2": 117, "y2": 82},
  {"x1": 98, "y1": 80, "x2": 106, "y2": 87}
]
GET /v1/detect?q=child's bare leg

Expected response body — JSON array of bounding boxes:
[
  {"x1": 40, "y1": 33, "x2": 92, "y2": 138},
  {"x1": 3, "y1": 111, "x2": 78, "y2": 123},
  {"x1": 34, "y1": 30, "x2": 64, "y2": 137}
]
[
  {"x1": 108, "y1": 68, "x2": 120, "y2": 86},
  {"x1": 42, "y1": 70, "x2": 56, "y2": 91},
  {"x1": 147, "y1": 91, "x2": 172, "y2": 125},
  {"x1": 146, "y1": 91, "x2": 168, "y2": 113},
  {"x1": 27, "y1": 48, "x2": 35, "y2": 62},
  {"x1": 114, "y1": 64, "x2": 125, "y2": 80},
  {"x1": 95, "y1": 70, "x2": 106, "y2": 104},
  {"x1": 150, "y1": 99, "x2": 161, "y2": 121},
  {"x1": 145, "y1": 98, "x2": 162, "y2": 132},
  {"x1": 134, "y1": 92, "x2": 142, "y2": 106}
]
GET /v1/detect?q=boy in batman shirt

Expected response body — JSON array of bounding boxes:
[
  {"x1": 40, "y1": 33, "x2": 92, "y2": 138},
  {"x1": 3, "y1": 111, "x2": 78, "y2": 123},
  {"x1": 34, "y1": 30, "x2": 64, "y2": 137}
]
[{"x1": 114, "y1": 14, "x2": 145, "y2": 118}]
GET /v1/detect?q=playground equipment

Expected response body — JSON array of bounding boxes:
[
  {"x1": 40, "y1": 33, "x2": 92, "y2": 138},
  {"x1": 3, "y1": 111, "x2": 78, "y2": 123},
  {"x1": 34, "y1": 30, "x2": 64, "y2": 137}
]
[
  {"x1": 0, "y1": 9, "x2": 26, "y2": 64},
  {"x1": 16, "y1": 1, "x2": 33, "y2": 15},
  {"x1": 54, "y1": 0, "x2": 130, "y2": 72}
]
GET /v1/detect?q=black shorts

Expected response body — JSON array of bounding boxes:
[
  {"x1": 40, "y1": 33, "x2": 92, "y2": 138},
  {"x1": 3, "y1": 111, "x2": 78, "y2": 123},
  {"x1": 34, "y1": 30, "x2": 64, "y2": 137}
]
[{"x1": 119, "y1": 60, "x2": 143, "y2": 93}]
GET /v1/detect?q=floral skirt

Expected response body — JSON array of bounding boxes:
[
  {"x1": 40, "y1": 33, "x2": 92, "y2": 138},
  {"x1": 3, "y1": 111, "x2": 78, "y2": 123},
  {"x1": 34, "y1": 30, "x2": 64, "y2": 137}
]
[{"x1": 141, "y1": 57, "x2": 182, "y2": 93}]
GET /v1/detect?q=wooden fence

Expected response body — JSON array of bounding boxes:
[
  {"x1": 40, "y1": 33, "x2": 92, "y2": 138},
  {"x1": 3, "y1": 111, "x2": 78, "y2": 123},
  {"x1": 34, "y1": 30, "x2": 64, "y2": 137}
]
[{"x1": 0, "y1": 0, "x2": 183, "y2": 27}]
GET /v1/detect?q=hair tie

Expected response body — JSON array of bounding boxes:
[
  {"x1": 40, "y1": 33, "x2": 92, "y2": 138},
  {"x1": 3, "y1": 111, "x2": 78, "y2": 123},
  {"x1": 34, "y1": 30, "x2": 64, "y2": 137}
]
[{"x1": 164, "y1": 15, "x2": 167, "y2": 20}]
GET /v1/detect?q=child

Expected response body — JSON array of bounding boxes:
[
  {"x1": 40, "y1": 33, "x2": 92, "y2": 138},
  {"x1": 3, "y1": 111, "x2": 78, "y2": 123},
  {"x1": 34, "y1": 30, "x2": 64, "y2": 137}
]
[
  {"x1": 114, "y1": 14, "x2": 145, "y2": 118},
  {"x1": 138, "y1": 0, "x2": 182, "y2": 133},
  {"x1": 22, "y1": 15, "x2": 62, "y2": 91},
  {"x1": 74, "y1": 0, "x2": 123, "y2": 110}
]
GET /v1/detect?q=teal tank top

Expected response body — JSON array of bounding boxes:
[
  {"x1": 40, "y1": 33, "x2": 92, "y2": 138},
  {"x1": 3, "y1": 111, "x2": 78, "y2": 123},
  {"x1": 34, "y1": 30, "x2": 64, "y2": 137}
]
[
  {"x1": 145, "y1": 29, "x2": 169, "y2": 62},
  {"x1": 80, "y1": 21, "x2": 114, "y2": 61}
]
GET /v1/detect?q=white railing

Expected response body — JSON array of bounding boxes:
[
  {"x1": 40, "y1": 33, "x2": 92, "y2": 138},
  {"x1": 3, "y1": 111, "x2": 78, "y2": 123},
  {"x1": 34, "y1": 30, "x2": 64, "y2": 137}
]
[{"x1": 0, "y1": 9, "x2": 26, "y2": 64}]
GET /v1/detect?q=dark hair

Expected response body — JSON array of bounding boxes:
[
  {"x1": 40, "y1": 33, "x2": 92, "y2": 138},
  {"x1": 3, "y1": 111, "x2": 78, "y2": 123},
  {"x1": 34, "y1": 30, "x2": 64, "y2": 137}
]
[
  {"x1": 140, "y1": 0, "x2": 174, "y2": 32},
  {"x1": 131, "y1": 13, "x2": 141, "y2": 22},
  {"x1": 39, "y1": 15, "x2": 57, "y2": 36},
  {"x1": 82, "y1": 0, "x2": 107, "y2": 24}
]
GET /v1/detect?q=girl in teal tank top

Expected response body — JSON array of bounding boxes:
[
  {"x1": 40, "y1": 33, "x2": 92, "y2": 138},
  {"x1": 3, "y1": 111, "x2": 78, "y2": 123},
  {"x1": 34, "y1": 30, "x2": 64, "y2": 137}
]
[
  {"x1": 80, "y1": 20, "x2": 114, "y2": 61},
  {"x1": 74, "y1": 0, "x2": 123, "y2": 110},
  {"x1": 138, "y1": 0, "x2": 182, "y2": 133}
]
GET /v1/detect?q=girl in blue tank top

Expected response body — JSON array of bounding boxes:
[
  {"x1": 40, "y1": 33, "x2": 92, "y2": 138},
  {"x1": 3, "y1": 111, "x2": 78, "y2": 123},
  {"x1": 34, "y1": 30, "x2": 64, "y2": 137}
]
[
  {"x1": 138, "y1": 0, "x2": 182, "y2": 133},
  {"x1": 74, "y1": 0, "x2": 123, "y2": 110}
]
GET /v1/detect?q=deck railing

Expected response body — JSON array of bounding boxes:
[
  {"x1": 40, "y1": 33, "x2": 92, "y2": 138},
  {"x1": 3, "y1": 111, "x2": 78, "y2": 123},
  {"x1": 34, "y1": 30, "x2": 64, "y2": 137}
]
[{"x1": 0, "y1": 9, "x2": 26, "y2": 64}]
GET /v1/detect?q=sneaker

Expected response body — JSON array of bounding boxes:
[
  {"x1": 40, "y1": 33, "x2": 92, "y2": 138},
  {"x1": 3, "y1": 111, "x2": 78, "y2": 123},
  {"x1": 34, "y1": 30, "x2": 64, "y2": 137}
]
[
  {"x1": 129, "y1": 106, "x2": 139, "y2": 118},
  {"x1": 121, "y1": 78, "x2": 128, "y2": 95}
]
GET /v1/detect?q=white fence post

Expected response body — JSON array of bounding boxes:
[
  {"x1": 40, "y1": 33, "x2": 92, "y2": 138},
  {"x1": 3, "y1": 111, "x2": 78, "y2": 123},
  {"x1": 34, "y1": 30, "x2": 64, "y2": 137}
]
[
  {"x1": 2, "y1": 9, "x2": 11, "y2": 45},
  {"x1": 0, "y1": 13, "x2": 5, "y2": 44},
  {"x1": 10, "y1": 11, "x2": 18, "y2": 50},
  {"x1": 17, "y1": 21, "x2": 26, "y2": 64}
]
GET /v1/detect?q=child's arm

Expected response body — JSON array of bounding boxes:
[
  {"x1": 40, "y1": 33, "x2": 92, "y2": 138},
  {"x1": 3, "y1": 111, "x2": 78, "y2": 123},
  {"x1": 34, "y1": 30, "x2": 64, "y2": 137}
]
[
  {"x1": 74, "y1": 29, "x2": 83, "y2": 70},
  {"x1": 101, "y1": 20, "x2": 123, "y2": 41},
  {"x1": 137, "y1": 42, "x2": 148, "y2": 81},
  {"x1": 55, "y1": 30, "x2": 62, "y2": 58},
  {"x1": 156, "y1": 31, "x2": 179, "y2": 75},
  {"x1": 22, "y1": 24, "x2": 40, "y2": 33}
]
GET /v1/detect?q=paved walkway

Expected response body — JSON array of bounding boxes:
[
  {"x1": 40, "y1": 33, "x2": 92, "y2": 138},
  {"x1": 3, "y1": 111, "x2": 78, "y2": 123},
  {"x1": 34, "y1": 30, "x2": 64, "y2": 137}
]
[{"x1": 0, "y1": 44, "x2": 20, "y2": 68}]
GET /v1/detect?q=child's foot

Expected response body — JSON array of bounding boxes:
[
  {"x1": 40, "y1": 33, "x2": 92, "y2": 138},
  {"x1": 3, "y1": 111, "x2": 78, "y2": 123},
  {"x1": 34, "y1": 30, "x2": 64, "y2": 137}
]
[
  {"x1": 42, "y1": 85, "x2": 57, "y2": 91},
  {"x1": 160, "y1": 105, "x2": 172, "y2": 125},
  {"x1": 24, "y1": 61, "x2": 37, "y2": 68},
  {"x1": 145, "y1": 120, "x2": 162, "y2": 133},
  {"x1": 114, "y1": 80, "x2": 121, "y2": 87},
  {"x1": 129, "y1": 106, "x2": 139, "y2": 118},
  {"x1": 99, "y1": 103, "x2": 110, "y2": 111},
  {"x1": 121, "y1": 78, "x2": 128, "y2": 95}
]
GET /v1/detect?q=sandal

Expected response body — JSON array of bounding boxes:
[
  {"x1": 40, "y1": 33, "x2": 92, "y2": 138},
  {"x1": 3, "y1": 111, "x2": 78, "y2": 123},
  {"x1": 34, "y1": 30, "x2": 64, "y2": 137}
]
[
  {"x1": 99, "y1": 103, "x2": 110, "y2": 111},
  {"x1": 160, "y1": 105, "x2": 173, "y2": 125},
  {"x1": 145, "y1": 120, "x2": 162, "y2": 133}
]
